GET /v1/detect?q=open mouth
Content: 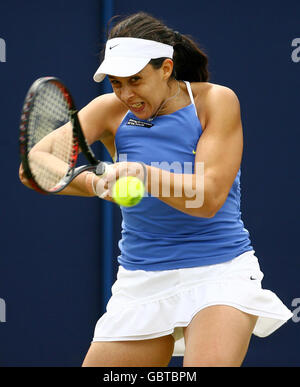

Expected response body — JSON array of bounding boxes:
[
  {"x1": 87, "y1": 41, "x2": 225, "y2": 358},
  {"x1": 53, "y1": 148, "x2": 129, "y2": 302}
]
[{"x1": 129, "y1": 102, "x2": 145, "y2": 112}]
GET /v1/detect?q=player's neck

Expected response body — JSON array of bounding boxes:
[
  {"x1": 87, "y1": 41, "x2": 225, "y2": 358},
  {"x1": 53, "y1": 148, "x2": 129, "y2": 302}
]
[{"x1": 148, "y1": 80, "x2": 181, "y2": 120}]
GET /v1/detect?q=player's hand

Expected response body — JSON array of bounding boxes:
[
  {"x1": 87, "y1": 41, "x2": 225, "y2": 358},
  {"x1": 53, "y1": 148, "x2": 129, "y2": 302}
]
[{"x1": 86, "y1": 162, "x2": 144, "y2": 200}]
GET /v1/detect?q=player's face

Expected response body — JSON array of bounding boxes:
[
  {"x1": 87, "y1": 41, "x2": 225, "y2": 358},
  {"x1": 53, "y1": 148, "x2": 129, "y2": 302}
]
[{"x1": 108, "y1": 61, "x2": 173, "y2": 120}]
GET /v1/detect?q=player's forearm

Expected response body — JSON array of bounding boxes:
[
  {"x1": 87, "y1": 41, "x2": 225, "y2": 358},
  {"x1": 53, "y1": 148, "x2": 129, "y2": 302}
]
[
  {"x1": 145, "y1": 165, "x2": 215, "y2": 218},
  {"x1": 19, "y1": 163, "x2": 94, "y2": 197},
  {"x1": 56, "y1": 171, "x2": 95, "y2": 196}
]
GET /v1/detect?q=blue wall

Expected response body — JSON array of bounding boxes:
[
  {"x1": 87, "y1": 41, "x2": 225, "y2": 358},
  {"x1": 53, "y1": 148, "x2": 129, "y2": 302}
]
[
  {"x1": 0, "y1": 0, "x2": 299, "y2": 366},
  {"x1": 0, "y1": 0, "x2": 112, "y2": 366}
]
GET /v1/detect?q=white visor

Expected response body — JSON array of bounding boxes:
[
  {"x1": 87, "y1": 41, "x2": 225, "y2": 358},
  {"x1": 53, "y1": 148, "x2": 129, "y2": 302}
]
[{"x1": 93, "y1": 37, "x2": 174, "y2": 82}]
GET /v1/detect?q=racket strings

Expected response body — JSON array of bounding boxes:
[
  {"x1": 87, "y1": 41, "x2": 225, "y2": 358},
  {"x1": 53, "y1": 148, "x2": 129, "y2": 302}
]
[{"x1": 27, "y1": 82, "x2": 75, "y2": 190}]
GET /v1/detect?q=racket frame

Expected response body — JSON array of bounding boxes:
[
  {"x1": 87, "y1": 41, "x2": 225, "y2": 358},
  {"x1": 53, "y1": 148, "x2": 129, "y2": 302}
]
[{"x1": 19, "y1": 77, "x2": 105, "y2": 194}]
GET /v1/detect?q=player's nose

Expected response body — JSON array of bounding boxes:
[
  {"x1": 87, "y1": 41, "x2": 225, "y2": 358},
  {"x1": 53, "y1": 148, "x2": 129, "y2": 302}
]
[{"x1": 120, "y1": 85, "x2": 135, "y2": 102}]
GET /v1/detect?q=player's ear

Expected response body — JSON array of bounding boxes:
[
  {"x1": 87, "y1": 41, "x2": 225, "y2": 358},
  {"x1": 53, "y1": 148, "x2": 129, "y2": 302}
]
[{"x1": 161, "y1": 58, "x2": 174, "y2": 80}]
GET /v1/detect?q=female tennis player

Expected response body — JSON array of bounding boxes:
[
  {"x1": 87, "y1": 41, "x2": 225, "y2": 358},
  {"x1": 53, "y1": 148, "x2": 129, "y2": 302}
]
[{"x1": 20, "y1": 12, "x2": 293, "y2": 366}]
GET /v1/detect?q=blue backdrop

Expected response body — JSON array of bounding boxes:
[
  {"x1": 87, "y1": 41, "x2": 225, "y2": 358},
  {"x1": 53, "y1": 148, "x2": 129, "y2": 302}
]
[{"x1": 0, "y1": 0, "x2": 299, "y2": 367}]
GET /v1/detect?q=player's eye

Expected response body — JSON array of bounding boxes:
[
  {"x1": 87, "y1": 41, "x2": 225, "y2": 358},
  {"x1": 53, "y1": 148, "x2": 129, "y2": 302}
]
[
  {"x1": 110, "y1": 79, "x2": 121, "y2": 86},
  {"x1": 130, "y1": 76, "x2": 140, "y2": 83}
]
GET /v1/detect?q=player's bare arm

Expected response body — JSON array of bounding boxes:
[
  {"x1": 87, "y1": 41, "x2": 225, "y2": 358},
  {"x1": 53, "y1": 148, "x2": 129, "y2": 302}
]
[
  {"x1": 137, "y1": 84, "x2": 243, "y2": 217},
  {"x1": 19, "y1": 93, "x2": 125, "y2": 196}
]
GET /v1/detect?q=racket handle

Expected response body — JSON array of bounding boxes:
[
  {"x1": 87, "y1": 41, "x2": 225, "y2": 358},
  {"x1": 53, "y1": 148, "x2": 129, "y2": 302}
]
[{"x1": 49, "y1": 164, "x2": 101, "y2": 192}]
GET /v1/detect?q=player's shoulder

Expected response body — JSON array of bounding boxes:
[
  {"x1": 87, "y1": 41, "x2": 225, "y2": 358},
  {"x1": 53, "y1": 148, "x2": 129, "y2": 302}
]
[
  {"x1": 191, "y1": 82, "x2": 240, "y2": 128},
  {"x1": 77, "y1": 92, "x2": 127, "y2": 142},
  {"x1": 191, "y1": 82, "x2": 240, "y2": 105},
  {"x1": 83, "y1": 92, "x2": 128, "y2": 134},
  {"x1": 90, "y1": 92, "x2": 127, "y2": 115}
]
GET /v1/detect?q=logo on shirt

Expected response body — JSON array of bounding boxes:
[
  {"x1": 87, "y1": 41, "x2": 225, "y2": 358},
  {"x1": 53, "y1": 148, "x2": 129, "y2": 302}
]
[{"x1": 127, "y1": 118, "x2": 154, "y2": 128}]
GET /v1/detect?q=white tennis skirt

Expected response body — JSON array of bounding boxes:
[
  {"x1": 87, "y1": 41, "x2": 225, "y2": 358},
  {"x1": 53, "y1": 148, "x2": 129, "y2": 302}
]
[{"x1": 92, "y1": 250, "x2": 293, "y2": 356}]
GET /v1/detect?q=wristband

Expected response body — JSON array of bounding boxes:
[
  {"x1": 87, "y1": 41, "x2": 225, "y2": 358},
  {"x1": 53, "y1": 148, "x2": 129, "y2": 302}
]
[
  {"x1": 86, "y1": 172, "x2": 97, "y2": 196},
  {"x1": 91, "y1": 173, "x2": 97, "y2": 196}
]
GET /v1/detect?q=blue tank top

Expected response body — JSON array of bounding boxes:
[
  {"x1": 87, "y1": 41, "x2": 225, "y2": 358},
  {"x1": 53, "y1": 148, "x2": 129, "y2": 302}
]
[{"x1": 115, "y1": 81, "x2": 253, "y2": 271}]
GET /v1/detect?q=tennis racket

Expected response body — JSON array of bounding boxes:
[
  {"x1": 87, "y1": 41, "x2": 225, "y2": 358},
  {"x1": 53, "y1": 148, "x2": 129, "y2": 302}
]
[{"x1": 19, "y1": 77, "x2": 108, "y2": 194}]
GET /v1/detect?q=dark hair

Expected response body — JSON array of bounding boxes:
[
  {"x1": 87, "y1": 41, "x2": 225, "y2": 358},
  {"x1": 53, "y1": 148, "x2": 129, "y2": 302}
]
[{"x1": 106, "y1": 12, "x2": 209, "y2": 82}]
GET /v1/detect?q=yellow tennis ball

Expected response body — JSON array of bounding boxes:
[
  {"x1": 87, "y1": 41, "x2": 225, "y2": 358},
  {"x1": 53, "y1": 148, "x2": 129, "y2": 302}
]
[{"x1": 112, "y1": 176, "x2": 144, "y2": 207}]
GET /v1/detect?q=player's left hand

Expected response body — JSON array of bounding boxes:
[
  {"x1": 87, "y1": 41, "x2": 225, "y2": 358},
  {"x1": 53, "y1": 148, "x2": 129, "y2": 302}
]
[{"x1": 86, "y1": 162, "x2": 144, "y2": 200}]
